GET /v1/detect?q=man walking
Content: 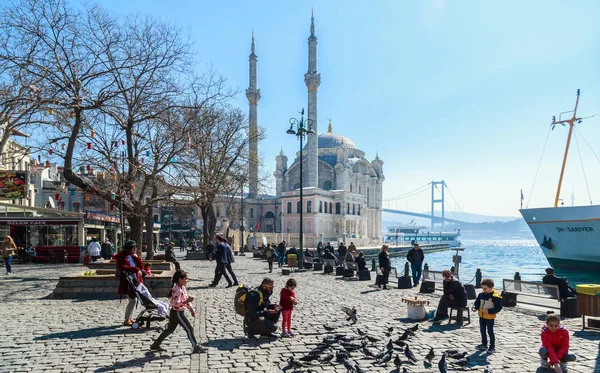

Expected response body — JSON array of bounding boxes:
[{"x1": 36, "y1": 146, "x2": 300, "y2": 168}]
[
  {"x1": 209, "y1": 235, "x2": 233, "y2": 288},
  {"x1": 338, "y1": 242, "x2": 347, "y2": 264},
  {"x1": 223, "y1": 237, "x2": 239, "y2": 286},
  {"x1": 276, "y1": 240, "x2": 286, "y2": 268},
  {"x1": 406, "y1": 243, "x2": 425, "y2": 287}
]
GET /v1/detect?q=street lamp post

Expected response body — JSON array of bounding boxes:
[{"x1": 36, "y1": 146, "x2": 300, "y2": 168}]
[
  {"x1": 240, "y1": 179, "x2": 245, "y2": 252},
  {"x1": 286, "y1": 108, "x2": 315, "y2": 270}
]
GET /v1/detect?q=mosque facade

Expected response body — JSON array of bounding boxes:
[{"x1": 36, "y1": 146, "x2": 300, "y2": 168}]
[{"x1": 216, "y1": 13, "x2": 384, "y2": 245}]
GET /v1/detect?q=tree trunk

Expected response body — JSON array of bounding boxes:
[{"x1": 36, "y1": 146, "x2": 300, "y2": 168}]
[
  {"x1": 201, "y1": 204, "x2": 217, "y2": 249},
  {"x1": 127, "y1": 215, "x2": 144, "y2": 254},
  {"x1": 145, "y1": 184, "x2": 158, "y2": 260}
]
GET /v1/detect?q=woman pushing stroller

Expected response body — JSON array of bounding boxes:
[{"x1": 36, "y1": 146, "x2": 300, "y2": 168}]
[{"x1": 115, "y1": 240, "x2": 144, "y2": 326}]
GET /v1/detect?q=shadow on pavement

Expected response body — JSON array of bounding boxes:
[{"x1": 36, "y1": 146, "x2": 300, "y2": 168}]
[
  {"x1": 207, "y1": 337, "x2": 273, "y2": 350},
  {"x1": 360, "y1": 289, "x2": 381, "y2": 295},
  {"x1": 93, "y1": 352, "x2": 171, "y2": 372},
  {"x1": 34, "y1": 325, "x2": 137, "y2": 340}
]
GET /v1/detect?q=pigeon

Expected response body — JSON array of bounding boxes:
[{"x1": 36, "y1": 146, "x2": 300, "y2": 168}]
[
  {"x1": 356, "y1": 328, "x2": 367, "y2": 336},
  {"x1": 404, "y1": 345, "x2": 417, "y2": 363},
  {"x1": 449, "y1": 351, "x2": 468, "y2": 360},
  {"x1": 409, "y1": 324, "x2": 419, "y2": 332},
  {"x1": 342, "y1": 306, "x2": 358, "y2": 324},
  {"x1": 445, "y1": 348, "x2": 459, "y2": 355},
  {"x1": 324, "y1": 324, "x2": 336, "y2": 332},
  {"x1": 340, "y1": 341, "x2": 362, "y2": 351},
  {"x1": 365, "y1": 335, "x2": 381, "y2": 343},
  {"x1": 386, "y1": 339, "x2": 394, "y2": 351},
  {"x1": 342, "y1": 359, "x2": 356, "y2": 372},
  {"x1": 361, "y1": 342, "x2": 376, "y2": 358},
  {"x1": 336, "y1": 351, "x2": 349, "y2": 362},
  {"x1": 386, "y1": 326, "x2": 394, "y2": 336},
  {"x1": 354, "y1": 365, "x2": 367, "y2": 373},
  {"x1": 323, "y1": 335, "x2": 337, "y2": 345},
  {"x1": 452, "y1": 357, "x2": 470, "y2": 367},
  {"x1": 393, "y1": 338, "x2": 407, "y2": 348},
  {"x1": 483, "y1": 366, "x2": 494, "y2": 373},
  {"x1": 320, "y1": 353, "x2": 334, "y2": 363},
  {"x1": 299, "y1": 354, "x2": 320, "y2": 363},
  {"x1": 438, "y1": 353, "x2": 447, "y2": 373},
  {"x1": 398, "y1": 330, "x2": 410, "y2": 341},
  {"x1": 405, "y1": 328, "x2": 416, "y2": 336},
  {"x1": 393, "y1": 354, "x2": 402, "y2": 369},
  {"x1": 425, "y1": 347, "x2": 435, "y2": 363},
  {"x1": 376, "y1": 351, "x2": 392, "y2": 366},
  {"x1": 286, "y1": 357, "x2": 303, "y2": 369},
  {"x1": 339, "y1": 335, "x2": 357, "y2": 342}
]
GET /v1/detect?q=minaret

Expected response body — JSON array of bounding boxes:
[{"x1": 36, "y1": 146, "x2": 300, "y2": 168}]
[
  {"x1": 304, "y1": 10, "x2": 321, "y2": 188},
  {"x1": 246, "y1": 31, "x2": 261, "y2": 197}
]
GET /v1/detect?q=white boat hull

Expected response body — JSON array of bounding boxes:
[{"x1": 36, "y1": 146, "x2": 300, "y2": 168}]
[{"x1": 520, "y1": 205, "x2": 600, "y2": 271}]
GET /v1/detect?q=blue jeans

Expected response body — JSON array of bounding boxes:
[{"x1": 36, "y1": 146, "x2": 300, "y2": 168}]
[
  {"x1": 479, "y1": 318, "x2": 495, "y2": 348},
  {"x1": 539, "y1": 346, "x2": 577, "y2": 362},
  {"x1": 277, "y1": 253, "x2": 285, "y2": 267},
  {"x1": 4, "y1": 256, "x2": 12, "y2": 274},
  {"x1": 411, "y1": 262, "x2": 423, "y2": 285}
]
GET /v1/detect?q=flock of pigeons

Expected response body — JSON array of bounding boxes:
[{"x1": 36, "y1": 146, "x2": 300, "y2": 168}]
[{"x1": 282, "y1": 306, "x2": 494, "y2": 373}]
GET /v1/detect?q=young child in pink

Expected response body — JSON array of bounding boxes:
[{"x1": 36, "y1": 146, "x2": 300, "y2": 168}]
[{"x1": 279, "y1": 278, "x2": 297, "y2": 337}]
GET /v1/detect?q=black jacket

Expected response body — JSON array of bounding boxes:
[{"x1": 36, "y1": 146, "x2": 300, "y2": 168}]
[
  {"x1": 406, "y1": 248, "x2": 424, "y2": 264},
  {"x1": 165, "y1": 246, "x2": 177, "y2": 262},
  {"x1": 277, "y1": 243, "x2": 286, "y2": 255},
  {"x1": 542, "y1": 275, "x2": 575, "y2": 298},
  {"x1": 378, "y1": 251, "x2": 391, "y2": 268},
  {"x1": 246, "y1": 288, "x2": 273, "y2": 321},
  {"x1": 338, "y1": 245, "x2": 347, "y2": 258},
  {"x1": 443, "y1": 276, "x2": 468, "y2": 306},
  {"x1": 356, "y1": 256, "x2": 367, "y2": 271}
]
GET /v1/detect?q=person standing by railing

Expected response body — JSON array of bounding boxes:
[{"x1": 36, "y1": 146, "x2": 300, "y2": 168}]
[
  {"x1": 378, "y1": 245, "x2": 391, "y2": 290},
  {"x1": 406, "y1": 243, "x2": 425, "y2": 287}
]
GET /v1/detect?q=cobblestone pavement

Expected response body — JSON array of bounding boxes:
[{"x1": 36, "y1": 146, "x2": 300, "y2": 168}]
[{"x1": 1, "y1": 256, "x2": 599, "y2": 372}]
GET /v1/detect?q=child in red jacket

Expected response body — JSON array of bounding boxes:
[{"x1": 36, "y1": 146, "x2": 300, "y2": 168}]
[
  {"x1": 279, "y1": 278, "x2": 298, "y2": 337},
  {"x1": 540, "y1": 314, "x2": 577, "y2": 372}
]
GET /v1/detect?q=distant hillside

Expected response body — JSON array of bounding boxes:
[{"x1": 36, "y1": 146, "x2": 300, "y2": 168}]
[{"x1": 383, "y1": 210, "x2": 519, "y2": 227}]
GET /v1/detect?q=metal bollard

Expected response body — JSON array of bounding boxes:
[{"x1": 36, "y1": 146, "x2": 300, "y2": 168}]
[
  {"x1": 371, "y1": 258, "x2": 376, "y2": 271},
  {"x1": 424, "y1": 263, "x2": 429, "y2": 271},
  {"x1": 450, "y1": 266, "x2": 455, "y2": 273},
  {"x1": 475, "y1": 268, "x2": 482, "y2": 288},
  {"x1": 514, "y1": 271, "x2": 521, "y2": 281},
  {"x1": 404, "y1": 262, "x2": 410, "y2": 277}
]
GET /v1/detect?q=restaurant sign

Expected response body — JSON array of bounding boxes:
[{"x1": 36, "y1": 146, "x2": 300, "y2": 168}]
[
  {"x1": 0, "y1": 220, "x2": 81, "y2": 226},
  {"x1": 84, "y1": 211, "x2": 120, "y2": 223}
]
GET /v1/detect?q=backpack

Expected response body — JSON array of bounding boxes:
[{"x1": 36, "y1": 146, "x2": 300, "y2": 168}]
[{"x1": 234, "y1": 284, "x2": 263, "y2": 316}]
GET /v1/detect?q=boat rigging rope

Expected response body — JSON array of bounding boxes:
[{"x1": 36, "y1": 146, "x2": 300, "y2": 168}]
[
  {"x1": 574, "y1": 125, "x2": 600, "y2": 164},
  {"x1": 526, "y1": 125, "x2": 553, "y2": 209},
  {"x1": 573, "y1": 129, "x2": 593, "y2": 205}
]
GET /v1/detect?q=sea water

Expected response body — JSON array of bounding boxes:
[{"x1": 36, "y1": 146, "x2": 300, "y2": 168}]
[{"x1": 389, "y1": 239, "x2": 600, "y2": 287}]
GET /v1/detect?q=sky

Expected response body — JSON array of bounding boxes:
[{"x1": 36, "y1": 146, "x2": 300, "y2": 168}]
[{"x1": 95, "y1": 0, "x2": 600, "y2": 218}]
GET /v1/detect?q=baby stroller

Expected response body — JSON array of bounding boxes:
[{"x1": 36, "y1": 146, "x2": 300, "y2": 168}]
[{"x1": 124, "y1": 272, "x2": 169, "y2": 329}]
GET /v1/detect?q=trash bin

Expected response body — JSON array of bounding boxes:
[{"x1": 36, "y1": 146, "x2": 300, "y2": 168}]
[
  {"x1": 397, "y1": 276, "x2": 412, "y2": 289},
  {"x1": 313, "y1": 262, "x2": 323, "y2": 271},
  {"x1": 464, "y1": 284, "x2": 477, "y2": 300},
  {"x1": 287, "y1": 254, "x2": 298, "y2": 268},
  {"x1": 358, "y1": 270, "x2": 371, "y2": 281},
  {"x1": 335, "y1": 266, "x2": 345, "y2": 276},
  {"x1": 560, "y1": 297, "x2": 578, "y2": 318},
  {"x1": 419, "y1": 281, "x2": 435, "y2": 294}
]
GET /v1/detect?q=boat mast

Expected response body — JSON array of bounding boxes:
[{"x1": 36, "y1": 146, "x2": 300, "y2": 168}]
[{"x1": 553, "y1": 89, "x2": 582, "y2": 208}]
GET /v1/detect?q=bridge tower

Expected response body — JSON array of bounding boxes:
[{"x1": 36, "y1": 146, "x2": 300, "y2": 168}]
[{"x1": 430, "y1": 180, "x2": 446, "y2": 230}]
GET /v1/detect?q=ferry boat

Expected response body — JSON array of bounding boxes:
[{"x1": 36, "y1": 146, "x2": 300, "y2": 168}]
[
  {"x1": 384, "y1": 225, "x2": 461, "y2": 247},
  {"x1": 519, "y1": 90, "x2": 600, "y2": 271}
]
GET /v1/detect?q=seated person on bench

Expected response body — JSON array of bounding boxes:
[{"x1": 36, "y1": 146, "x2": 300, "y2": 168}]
[
  {"x1": 322, "y1": 249, "x2": 338, "y2": 266},
  {"x1": 542, "y1": 268, "x2": 576, "y2": 299},
  {"x1": 356, "y1": 251, "x2": 367, "y2": 271},
  {"x1": 430, "y1": 269, "x2": 467, "y2": 322}
]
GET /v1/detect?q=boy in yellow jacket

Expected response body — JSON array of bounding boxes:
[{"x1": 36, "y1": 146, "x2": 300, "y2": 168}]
[{"x1": 471, "y1": 278, "x2": 503, "y2": 354}]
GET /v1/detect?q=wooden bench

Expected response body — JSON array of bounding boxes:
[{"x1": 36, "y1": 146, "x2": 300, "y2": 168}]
[
  {"x1": 502, "y1": 279, "x2": 561, "y2": 309},
  {"x1": 32, "y1": 246, "x2": 81, "y2": 264},
  {"x1": 422, "y1": 270, "x2": 460, "y2": 291}
]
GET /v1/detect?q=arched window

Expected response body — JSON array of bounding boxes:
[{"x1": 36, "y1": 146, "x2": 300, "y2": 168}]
[
  {"x1": 286, "y1": 202, "x2": 292, "y2": 214},
  {"x1": 329, "y1": 202, "x2": 333, "y2": 214},
  {"x1": 250, "y1": 208, "x2": 254, "y2": 218},
  {"x1": 347, "y1": 203, "x2": 350, "y2": 214},
  {"x1": 307, "y1": 201, "x2": 312, "y2": 213},
  {"x1": 367, "y1": 188, "x2": 370, "y2": 204},
  {"x1": 319, "y1": 201, "x2": 323, "y2": 213},
  {"x1": 296, "y1": 200, "x2": 301, "y2": 213},
  {"x1": 324, "y1": 201, "x2": 328, "y2": 213},
  {"x1": 323, "y1": 180, "x2": 332, "y2": 190},
  {"x1": 352, "y1": 204, "x2": 356, "y2": 215},
  {"x1": 358, "y1": 205, "x2": 361, "y2": 215},
  {"x1": 359, "y1": 185, "x2": 362, "y2": 194},
  {"x1": 350, "y1": 184, "x2": 353, "y2": 192},
  {"x1": 335, "y1": 202, "x2": 341, "y2": 214}
]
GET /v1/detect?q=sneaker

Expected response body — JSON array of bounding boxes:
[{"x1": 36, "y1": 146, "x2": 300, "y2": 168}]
[
  {"x1": 486, "y1": 347, "x2": 496, "y2": 354},
  {"x1": 150, "y1": 343, "x2": 166, "y2": 352},
  {"x1": 559, "y1": 362, "x2": 568, "y2": 372},
  {"x1": 281, "y1": 331, "x2": 290, "y2": 337},
  {"x1": 540, "y1": 359, "x2": 548, "y2": 369},
  {"x1": 475, "y1": 344, "x2": 488, "y2": 351},
  {"x1": 193, "y1": 344, "x2": 208, "y2": 353},
  {"x1": 288, "y1": 331, "x2": 295, "y2": 336}
]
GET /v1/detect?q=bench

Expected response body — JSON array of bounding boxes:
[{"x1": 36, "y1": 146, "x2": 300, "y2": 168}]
[
  {"x1": 343, "y1": 262, "x2": 357, "y2": 278},
  {"x1": 502, "y1": 279, "x2": 561, "y2": 309},
  {"x1": 32, "y1": 246, "x2": 81, "y2": 264},
  {"x1": 322, "y1": 258, "x2": 336, "y2": 274}
]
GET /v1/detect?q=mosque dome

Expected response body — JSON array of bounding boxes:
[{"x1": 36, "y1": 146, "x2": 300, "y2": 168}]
[{"x1": 303, "y1": 120, "x2": 357, "y2": 150}]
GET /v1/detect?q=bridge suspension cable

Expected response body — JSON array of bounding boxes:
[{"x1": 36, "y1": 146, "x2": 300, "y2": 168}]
[
  {"x1": 382, "y1": 183, "x2": 430, "y2": 202},
  {"x1": 442, "y1": 184, "x2": 470, "y2": 223}
]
